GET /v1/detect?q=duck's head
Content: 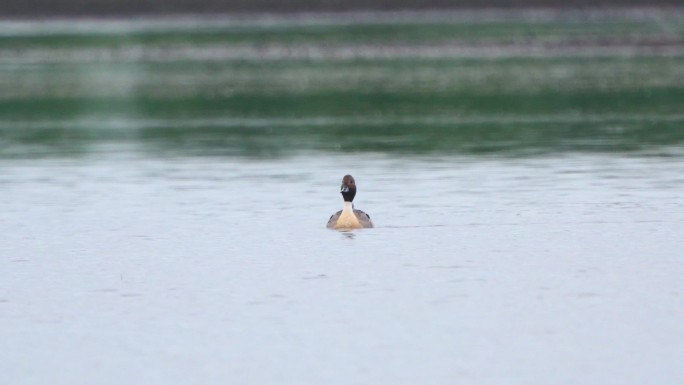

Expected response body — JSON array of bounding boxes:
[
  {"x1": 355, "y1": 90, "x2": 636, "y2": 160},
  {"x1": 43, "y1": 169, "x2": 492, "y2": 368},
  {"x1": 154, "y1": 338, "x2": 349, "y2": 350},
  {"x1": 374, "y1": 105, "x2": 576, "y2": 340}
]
[{"x1": 340, "y1": 174, "x2": 357, "y2": 202}]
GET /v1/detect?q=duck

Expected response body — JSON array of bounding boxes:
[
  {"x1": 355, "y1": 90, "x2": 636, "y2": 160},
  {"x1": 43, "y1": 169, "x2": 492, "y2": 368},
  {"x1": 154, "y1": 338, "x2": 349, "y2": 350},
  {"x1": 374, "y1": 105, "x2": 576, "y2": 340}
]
[{"x1": 326, "y1": 174, "x2": 374, "y2": 230}]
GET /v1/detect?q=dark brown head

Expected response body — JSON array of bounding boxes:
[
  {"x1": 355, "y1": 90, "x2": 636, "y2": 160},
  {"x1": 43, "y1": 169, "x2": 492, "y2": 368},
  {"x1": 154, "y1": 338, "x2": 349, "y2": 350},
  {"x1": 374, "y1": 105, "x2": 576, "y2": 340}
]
[{"x1": 340, "y1": 174, "x2": 357, "y2": 202}]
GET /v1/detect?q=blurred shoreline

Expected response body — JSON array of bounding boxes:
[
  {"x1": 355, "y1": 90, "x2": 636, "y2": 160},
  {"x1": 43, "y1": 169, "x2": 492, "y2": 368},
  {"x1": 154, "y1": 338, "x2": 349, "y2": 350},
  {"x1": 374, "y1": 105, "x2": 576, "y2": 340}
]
[
  {"x1": 1, "y1": 0, "x2": 682, "y2": 18},
  {"x1": 2, "y1": 6, "x2": 683, "y2": 159}
]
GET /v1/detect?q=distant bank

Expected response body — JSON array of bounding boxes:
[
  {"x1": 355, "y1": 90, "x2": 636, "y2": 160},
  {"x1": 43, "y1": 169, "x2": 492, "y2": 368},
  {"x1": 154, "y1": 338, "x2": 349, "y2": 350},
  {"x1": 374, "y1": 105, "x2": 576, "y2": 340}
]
[{"x1": 1, "y1": 0, "x2": 681, "y2": 18}]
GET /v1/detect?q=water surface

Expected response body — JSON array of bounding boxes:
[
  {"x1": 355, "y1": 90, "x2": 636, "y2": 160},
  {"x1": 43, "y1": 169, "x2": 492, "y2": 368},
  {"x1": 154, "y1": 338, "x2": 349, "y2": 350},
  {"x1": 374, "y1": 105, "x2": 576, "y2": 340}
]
[{"x1": 1, "y1": 9, "x2": 684, "y2": 385}]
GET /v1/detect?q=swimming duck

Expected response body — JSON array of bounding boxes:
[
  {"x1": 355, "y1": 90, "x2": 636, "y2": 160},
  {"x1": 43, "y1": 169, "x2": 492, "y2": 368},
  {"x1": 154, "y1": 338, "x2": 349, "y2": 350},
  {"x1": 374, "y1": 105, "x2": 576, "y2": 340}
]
[{"x1": 326, "y1": 174, "x2": 374, "y2": 229}]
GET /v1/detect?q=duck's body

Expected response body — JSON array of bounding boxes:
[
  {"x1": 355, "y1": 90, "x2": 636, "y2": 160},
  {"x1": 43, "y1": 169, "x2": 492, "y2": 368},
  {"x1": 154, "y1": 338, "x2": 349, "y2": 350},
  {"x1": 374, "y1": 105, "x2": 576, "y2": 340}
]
[
  {"x1": 327, "y1": 202, "x2": 373, "y2": 229},
  {"x1": 326, "y1": 175, "x2": 373, "y2": 230}
]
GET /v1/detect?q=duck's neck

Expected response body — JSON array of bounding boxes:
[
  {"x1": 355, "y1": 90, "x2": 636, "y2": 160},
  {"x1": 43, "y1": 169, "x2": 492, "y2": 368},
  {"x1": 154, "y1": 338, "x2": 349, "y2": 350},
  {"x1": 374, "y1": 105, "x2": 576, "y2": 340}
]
[{"x1": 343, "y1": 201, "x2": 354, "y2": 212}]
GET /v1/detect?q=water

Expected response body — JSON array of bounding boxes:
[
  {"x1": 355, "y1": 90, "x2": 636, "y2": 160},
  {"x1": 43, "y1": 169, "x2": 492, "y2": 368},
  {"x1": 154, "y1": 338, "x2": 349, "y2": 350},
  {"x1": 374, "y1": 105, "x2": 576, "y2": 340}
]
[{"x1": 1, "y1": 9, "x2": 684, "y2": 385}]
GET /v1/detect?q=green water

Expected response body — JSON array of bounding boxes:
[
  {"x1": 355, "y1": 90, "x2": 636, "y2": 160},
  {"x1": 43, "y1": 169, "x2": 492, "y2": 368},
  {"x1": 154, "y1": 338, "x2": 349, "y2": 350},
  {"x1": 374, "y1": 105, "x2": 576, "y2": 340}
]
[{"x1": 1, "y1": 10, "x2": 684, "y2": 158}]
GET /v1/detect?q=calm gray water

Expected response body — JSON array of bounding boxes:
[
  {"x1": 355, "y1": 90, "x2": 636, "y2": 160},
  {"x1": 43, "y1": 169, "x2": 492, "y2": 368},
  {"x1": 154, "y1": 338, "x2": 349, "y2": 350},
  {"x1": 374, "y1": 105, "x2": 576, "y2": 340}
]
[
  {"x1": 2, "y1": 153, "x2": 683, "y2": 385},
  {"x1": 2, "y1": 9, "x2": 684, "y2": 385}
]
